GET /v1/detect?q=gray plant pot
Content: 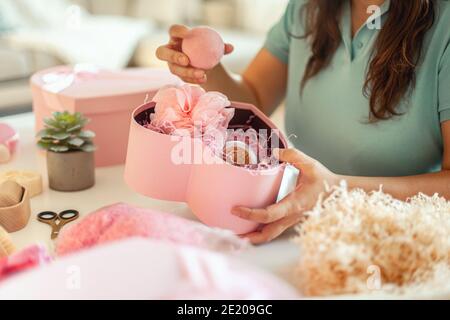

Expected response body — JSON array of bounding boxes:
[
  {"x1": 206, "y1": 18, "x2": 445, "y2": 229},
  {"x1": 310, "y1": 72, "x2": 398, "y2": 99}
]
[{"x1": 47, "y1": 151, "x2": 95, "y2": 192}]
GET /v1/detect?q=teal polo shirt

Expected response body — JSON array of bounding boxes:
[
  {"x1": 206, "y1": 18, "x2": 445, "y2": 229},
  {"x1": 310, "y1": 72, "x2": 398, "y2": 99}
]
[{"x1": 264, "y1": 0, "x2": 450, "y2": 176}]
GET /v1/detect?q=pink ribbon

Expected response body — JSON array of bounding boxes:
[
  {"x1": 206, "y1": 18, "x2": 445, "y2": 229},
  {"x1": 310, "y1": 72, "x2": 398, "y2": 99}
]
[{"x1": 41, "y1": 64, "x2": 100, "y2": 94}]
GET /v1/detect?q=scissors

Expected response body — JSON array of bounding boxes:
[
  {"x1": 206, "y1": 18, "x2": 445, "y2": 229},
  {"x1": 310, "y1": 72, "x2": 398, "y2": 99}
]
[{"x1": 37, "y1": 210, "x2": 79, "y2": 239}]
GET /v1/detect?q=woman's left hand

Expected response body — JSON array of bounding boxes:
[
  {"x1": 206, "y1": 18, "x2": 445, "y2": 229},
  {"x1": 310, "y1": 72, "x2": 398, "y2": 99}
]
[{"x1": 232, "y1": 148, "x2": 339, "y2": 245}]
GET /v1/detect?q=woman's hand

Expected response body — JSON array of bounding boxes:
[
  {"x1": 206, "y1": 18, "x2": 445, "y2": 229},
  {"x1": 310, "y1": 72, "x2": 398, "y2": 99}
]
[
  {"x1": 156, "y1": 24, "x2": 234, "y2": 84},
  {"x1": 232, "y1": 148, "x2": 339, "y2": 245}
]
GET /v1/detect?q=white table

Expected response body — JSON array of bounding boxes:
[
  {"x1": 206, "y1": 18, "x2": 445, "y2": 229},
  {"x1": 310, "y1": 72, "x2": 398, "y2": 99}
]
[{"x1": 1, "y1": 112, "x2": 299, "y2": 282}]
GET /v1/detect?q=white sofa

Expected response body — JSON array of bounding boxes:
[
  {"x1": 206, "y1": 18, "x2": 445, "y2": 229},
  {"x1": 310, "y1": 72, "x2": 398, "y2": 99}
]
[
  {"x1": 0, "y1": 43, "x2": 61, "y2": 114},
  {"x1": 0, "y1": 0, "x2": 285, "y2": 115}
]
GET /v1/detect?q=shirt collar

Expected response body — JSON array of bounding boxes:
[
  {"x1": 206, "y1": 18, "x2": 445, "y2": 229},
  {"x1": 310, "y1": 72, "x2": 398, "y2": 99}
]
[
  {"x1": 339, "y1": 0, "x2": 391, "y2": 60},
  {"x1": 367, "y1": 0, "x2": 391, "y2": 24},
  {"x1": 341, "y1": 0, "x2": 391, "y2": 33}
]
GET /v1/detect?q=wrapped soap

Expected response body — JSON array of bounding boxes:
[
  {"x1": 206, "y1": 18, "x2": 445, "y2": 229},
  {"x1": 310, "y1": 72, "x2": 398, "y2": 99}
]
[
  {"x1": 0, "y1": 180, "x2": 23, "y2": 208},
  {"x1": 223, "y1": 141, "x2": 258, "y2": 166},
  {"x1": 0, "y1": 171, "x2": 43, "y2": 198}
]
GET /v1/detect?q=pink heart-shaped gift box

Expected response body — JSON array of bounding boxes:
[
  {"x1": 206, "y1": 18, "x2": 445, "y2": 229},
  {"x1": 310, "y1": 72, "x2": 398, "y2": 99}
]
[
  {"x1": 30, "y1": 66, "x2": 182, "y2": 167},
  {"x1": 124, "y1": 101, "x2": 287, "y2": 234}
]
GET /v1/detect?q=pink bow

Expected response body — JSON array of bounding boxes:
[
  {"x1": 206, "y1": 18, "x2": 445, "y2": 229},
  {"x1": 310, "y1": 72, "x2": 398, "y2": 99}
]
[
  {"x1": 149, "y1": 85, "x2": 234, "y2": 143},
  {"x1": 41, "y1": 64, "x2": 100, "y2": 93}
]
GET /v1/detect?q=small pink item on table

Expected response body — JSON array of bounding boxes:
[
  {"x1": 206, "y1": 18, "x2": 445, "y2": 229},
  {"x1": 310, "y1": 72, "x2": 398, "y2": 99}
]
[
  {"x1": 182, "y1": 27, "x2": 225, "y2": 70},
  {"x1": 56, "y1": 203, "x2": 249, "y2": 256},
  {"x1": 0, "y1": 124, "x2": 19, "y2": 164},
  {"x1": 0, "y1": 239, "x2": 300, "y2": 299},
  {"x1": 0, "y1": 245, "x2": 51, "y2": 282}
]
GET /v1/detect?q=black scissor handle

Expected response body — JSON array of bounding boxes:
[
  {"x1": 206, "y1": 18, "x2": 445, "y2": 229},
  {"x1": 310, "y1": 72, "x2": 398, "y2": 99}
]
[
  {"x1": 37, "y1": 211, "x2": 58, "y2": 221},
  {"x1": 59, "y1": 209, "x2": 79, "y2": 220}
]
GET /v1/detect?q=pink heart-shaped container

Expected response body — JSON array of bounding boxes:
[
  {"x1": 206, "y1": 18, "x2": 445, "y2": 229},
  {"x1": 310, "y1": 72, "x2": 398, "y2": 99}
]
[{"x1": 124, "y1": 102, "x2": 287, "y2": 234}]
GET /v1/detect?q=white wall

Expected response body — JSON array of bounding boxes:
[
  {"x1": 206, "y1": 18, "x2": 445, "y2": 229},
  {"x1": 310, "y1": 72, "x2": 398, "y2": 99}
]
[
  {"x1": 235, "y1": 0, "x2": 289, "y2": 33},
  {"x1": 76, "y1": 0, "x2": 201, "y2": 25},
  {"x1": 132, "y1": 0, "x2": 202, "y2": 25}
]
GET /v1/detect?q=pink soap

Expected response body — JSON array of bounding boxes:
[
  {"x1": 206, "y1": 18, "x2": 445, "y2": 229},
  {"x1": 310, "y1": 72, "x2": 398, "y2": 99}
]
[{"x1": 182, "y1": 27, "x2": 225, "y2": 70}]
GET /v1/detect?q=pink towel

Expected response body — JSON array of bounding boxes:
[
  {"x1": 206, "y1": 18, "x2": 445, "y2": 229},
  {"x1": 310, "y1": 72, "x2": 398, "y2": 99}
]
[
  {"x1": 56, "y1": 203, "x2": 249, "y2": 256},
  {"x1": 0, "y1": 239, "x2": 299, "y2": 299},
  {"x1": 0, "y1": 245, "x2": 51, "y2": 282}
]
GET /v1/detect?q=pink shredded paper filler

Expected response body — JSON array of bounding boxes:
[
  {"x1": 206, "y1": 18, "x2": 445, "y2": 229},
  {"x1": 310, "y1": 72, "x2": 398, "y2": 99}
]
[{"x1": 56, "y1": 203, "x2": 249, "y2": 256}]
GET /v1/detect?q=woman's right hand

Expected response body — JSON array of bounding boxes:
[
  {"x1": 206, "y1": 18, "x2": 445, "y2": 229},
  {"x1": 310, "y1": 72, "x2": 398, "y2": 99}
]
[{"x1": 156, "y1": 24, "x2": 234, "y2": 84}]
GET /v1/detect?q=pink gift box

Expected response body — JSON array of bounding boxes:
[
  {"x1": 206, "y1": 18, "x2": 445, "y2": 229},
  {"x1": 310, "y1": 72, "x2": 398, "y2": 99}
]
[
  {"x1": 124, "y1": 101, "x2": 287, "y2": 234},
  {"x1": 31, "y1": 65, "x2": 182, "y2": 167}
]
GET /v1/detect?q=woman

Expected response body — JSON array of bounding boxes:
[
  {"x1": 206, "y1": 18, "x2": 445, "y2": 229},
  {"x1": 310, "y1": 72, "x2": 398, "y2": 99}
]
[{"x1": 156, "y1": 0, "x2": 450, "y2": 244}]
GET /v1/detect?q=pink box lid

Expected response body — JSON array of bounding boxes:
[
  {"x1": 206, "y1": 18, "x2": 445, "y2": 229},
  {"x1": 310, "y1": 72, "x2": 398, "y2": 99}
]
[{"x1": 30, "y1": 65, "x2": 183, "y2": 114}]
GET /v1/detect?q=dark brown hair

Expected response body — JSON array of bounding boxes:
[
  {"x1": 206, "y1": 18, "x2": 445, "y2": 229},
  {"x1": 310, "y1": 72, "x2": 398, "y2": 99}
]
[{"x1": 300, "y1": 0, "x2": 436, "y2": 120}]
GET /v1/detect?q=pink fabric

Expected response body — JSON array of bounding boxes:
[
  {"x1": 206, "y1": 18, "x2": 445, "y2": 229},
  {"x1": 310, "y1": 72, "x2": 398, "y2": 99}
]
[
  {"x1": 224, "y1": 128, "x2": 279, "y2": 169},
  {"x1": 0, "y1": 245, "x2": 51, "y2": 282},
  {"x1": 171, "y1": 247, "x2": 298, "y2": 299},
  {"x1": 56, "y1": 203, "x2": 249, "y2": 256},
  {"x1": 0, "y1": 239, "x2": 299, "y2": 299}
]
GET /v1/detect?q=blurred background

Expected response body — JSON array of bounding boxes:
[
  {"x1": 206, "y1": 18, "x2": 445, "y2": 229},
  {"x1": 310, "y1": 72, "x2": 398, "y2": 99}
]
[{"x1": 0, "y1": 0, "x2": 288, "y2": 116}]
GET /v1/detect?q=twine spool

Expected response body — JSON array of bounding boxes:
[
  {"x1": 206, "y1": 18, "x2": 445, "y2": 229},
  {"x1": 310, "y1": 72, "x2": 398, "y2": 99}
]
[{"x1": 0, "y1": 181, "x2": 31, "y2": 232}]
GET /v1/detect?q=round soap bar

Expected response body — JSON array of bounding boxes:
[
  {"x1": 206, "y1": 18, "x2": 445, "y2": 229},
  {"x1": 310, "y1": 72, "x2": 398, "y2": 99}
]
[
  {"x1": 182, "y1": 27, "x2": 225, "y2": 70},
  {"x1": 224, "y1": 141, "x2": 258, "y2": 166}
]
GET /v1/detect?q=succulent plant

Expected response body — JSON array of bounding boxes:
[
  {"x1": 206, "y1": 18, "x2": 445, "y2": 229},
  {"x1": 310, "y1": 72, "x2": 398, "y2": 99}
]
[{"x1": 37, "y1": 111, "x2": 96, "y2": 153}]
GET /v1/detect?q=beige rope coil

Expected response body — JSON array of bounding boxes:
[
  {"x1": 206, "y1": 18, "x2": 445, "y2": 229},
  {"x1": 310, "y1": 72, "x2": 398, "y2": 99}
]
[{"x1": 0, "y1": 181, "x2": 31, "y2": 232}]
